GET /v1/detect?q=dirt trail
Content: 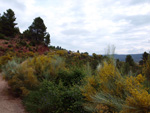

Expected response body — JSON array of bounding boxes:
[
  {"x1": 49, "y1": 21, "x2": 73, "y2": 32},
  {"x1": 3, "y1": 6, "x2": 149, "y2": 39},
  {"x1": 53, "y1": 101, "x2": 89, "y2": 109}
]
[{"x1": 0, "y1": 74, "x2": 27, "y2": 113}]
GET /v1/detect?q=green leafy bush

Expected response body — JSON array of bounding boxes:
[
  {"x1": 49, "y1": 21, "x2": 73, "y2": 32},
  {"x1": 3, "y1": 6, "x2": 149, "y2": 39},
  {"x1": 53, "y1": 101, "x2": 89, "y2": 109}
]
[
  {"x1": 57, "y1": 67, "x2": 85, "y2": 86},
  {"x1": 19, "y1": 40, "x2": 27, "y2": 46},
  {"x1": 8, "y1": 44, "x2": 13, "y2": 48},
  {"x1": 2, "y1": 59, "x2": 19, "y2": 80},
  {"x1": 0, "y1": 33, "x2": 5, "y2": 39},
  {"x1": 0, "y1": 46, "x2": 5, "y2": 51},
  {"x1": 23, "y1": 80, "x2": 87, "y2": 113},
  {"x1": 4, "y1": 41, "x2": 8, "y2": 44}
]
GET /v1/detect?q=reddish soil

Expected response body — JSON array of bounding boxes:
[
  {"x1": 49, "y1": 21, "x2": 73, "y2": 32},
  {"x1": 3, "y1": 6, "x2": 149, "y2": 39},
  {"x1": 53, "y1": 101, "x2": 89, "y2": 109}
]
[
  {"x1": 0, "y1": 36, "x2": 50, "y2": 56},
  {"x1": 0, "y1": 74, "x2": 27, "y2": 113}
]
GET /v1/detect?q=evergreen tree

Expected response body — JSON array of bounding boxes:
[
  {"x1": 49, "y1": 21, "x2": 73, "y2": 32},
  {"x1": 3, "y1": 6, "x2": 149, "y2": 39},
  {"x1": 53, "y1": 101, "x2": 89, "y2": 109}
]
[
  {"x1": 0, "y1": 9, "x2": 17, "y2": 37},
  {"x1": 125, "y1": 55, "x2": 134, "y2": 66},
  {"x1": 139, "y1": 52, "x2": 149, "y2": 65},
  {"x1": 23, "y1": 17, "x2": 50, "y2": 45},
  {"x1": 23, "y1": 29, "x2": 31, "y2": 39},
  {"x1": 29, "y1": 17, "x2": 47, "y2": 44},
  {"x1": 142, "y1": 52, "x2": 149, "y2": 63}
]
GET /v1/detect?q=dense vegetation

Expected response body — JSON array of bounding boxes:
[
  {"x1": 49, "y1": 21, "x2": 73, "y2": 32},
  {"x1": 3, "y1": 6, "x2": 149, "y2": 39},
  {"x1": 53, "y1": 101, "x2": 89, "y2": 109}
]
[
  {"x1": 0, "y1": 9, "x2": 50, "y2": 46},
  {"x1": 0, "y1": 9, "x2": 150, "y2": 113}
]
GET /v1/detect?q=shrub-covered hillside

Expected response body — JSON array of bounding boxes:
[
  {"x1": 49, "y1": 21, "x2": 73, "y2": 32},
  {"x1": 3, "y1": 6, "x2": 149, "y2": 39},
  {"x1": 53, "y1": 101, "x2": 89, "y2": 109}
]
[
  {"x1": 0, "y1": 9, "x2": 150, "y2": 113},
  {"x1": 1, "y1": 50, "x2": 150, "y2": 113}
]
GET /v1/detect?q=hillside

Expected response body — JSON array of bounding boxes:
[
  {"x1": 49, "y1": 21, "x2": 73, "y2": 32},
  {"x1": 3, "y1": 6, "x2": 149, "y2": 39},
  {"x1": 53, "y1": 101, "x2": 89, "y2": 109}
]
[
  {"x1": 114, "y1": 54, "x2": 142, "y2": 62},
  {"x1": 0, "y1": 36, "x2": 143, "y2": 63},
  {"x1": 0, "y1": 36, "x2": 49, "y2": 56}
]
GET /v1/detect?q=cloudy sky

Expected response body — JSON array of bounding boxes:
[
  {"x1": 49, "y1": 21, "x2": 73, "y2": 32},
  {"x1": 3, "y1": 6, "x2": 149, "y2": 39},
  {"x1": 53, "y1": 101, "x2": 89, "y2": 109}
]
[{"x1": 0, "y1": 0, "x2": 150, "y2": 54}]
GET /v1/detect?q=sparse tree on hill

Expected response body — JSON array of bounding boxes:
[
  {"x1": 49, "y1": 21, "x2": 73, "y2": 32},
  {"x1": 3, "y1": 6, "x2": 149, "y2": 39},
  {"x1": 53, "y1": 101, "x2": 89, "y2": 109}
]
[
  {"x1": 23, "y1": 17, "x2": 50, "y2": 46},
  {"x1": 29, "y1": 17, "x2": 48, "y2": 44},
  {"x1": 125, "y1": 55, "x2": 134, "y2": 66},
  {"x1": 22, "y1": 29, "x2": 31, "y2": 39},
  {"x1": 0, "y1": 9, "x2": 18, "y2": 37},
  {"x1": 139, "y1": 52, "x2": 149, "y2": 65}
]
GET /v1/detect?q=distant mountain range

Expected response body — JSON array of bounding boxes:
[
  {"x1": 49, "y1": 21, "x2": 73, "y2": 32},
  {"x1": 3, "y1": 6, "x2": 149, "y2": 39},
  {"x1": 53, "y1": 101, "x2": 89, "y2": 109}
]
[{"x1": 114, "y1": 54, "x2": 143, "y2": 62}]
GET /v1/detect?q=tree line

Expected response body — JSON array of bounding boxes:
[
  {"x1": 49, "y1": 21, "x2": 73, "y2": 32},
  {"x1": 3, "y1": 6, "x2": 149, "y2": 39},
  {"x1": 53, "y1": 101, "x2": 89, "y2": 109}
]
[{"x1": 0, "y1": 9, "x2": 50, "y2": 46}]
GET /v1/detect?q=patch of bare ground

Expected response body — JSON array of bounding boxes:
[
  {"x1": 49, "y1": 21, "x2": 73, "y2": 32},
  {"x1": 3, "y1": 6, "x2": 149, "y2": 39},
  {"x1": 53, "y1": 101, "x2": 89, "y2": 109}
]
[{"x1": 0, "y1": 74, "x2": 27, "y2": 113}]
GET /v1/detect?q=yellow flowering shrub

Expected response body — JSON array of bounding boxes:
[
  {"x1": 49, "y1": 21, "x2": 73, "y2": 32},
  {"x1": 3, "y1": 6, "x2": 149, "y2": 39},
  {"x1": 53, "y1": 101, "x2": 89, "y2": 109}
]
[
  {"x1": 124, "y1": 74, "x2": 145, "y2": 93},
  {"x1": 8, "y1": 62, "x2": 39, "y2": 97},
  {"x1": 27, "y1": 55, "x2": 52, "y2": 79},
  {"x1": 121, "y1": 89, "x2": 150, "y2": 113},
  {"x1": 0, "y1": 54, "x2": 12, "y2": 71},
  {"x1": 81, "y1": 61, "x2": 124, "y2": 112},
  {"x1": 120, "y1": 74, "x2": 150, "y2": 113},
  {"x1": 56, "y1": 50, "x2": 68, "y2": 56},
  {"x1": 72, "y1": 52, "x2": 81, "y2": 57},
  {"x1": 24, "y1": 55, "x2": 65, "y2": 81},
  {"x1": 81, "y1": 76, "x2": 98, "y2": 101},
  {"x1": 81, "y1": 59, "x2": 150, "y2": 113}
]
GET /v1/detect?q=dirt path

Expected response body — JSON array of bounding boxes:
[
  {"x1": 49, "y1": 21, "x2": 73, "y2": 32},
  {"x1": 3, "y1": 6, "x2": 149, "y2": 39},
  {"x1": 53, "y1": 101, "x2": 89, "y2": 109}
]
[{"x1": 0, "y1": 74, "x2": 27, "y2": 113}]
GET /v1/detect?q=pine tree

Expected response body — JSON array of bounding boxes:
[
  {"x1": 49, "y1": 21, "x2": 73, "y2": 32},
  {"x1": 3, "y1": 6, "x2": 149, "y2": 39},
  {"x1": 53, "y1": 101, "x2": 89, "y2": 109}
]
[
  {"x1": 0, "y1": 9, "x2": 17, "y2": 37},
  {"x1": 24, "y1": 17, "x2": 50, "y2": 45},
  {"x1": 125, "y1": 55, "x2": 134, "y2": 66},
  {"x1": 139, "y1": 52, "x2": 149, "y2": 65},
  {"x1": 29, "y1": 17, "x2": 46, "y2": 44}
]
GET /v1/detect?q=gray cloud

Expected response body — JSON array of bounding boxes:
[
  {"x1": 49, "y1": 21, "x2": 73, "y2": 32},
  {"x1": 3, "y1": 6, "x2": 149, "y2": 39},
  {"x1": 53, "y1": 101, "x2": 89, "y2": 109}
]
[
  {"x1": 1, "y1": 0, "x2": 150, "y2": 54},
  {"x1": 70, "y1": 1, "x2": 85, "y2": 17},
  {"x1": 71, "y1": 20, "x2": 85, "y2": 25},
  {"x1": 1, "y1": 0, "x2": 26, "y2": 11},
  {"x1": 129, "y1": 0, "x2": 150, "y2": 5},
  {"x1": 128, "y1": 15, "x2": 150, "y2": 26},
  {"x1": 60, "y1": 23, "x2": 68, "y2": 27},
  {"x1": 128, "y1": 48, "x2": 145, "y2": 54},
  {"x1": 61, "y1": 28, "x2": 90, "y2": 36},
  {"x1": 114, "y1": 14, "x2": 150, "y2": 26}
]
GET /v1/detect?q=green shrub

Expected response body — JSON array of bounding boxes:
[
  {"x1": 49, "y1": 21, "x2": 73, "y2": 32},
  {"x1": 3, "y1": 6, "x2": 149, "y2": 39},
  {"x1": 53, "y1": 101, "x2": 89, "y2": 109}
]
[
  {"x1": 3, "y1": 41, "x2": 8, "y2": 44},
  {"x1": 29, "y1": 47, "x2": 32, "y2": 51},
  {"x1": 0, "y1": 33, "x2": 5, "y2": 39},
  {"x1": 4, "y1": 37, "x2": 10, "y2": 40},
  {"x1": 16, "y1": 44, "x2": 20, "y2": 49},
  {"x1": 18, "y1": 50, "x2": 23, "y2": 53},
  {"x1": 29, "y1": 41, "x2": 36, "y2": 46},
  {"x1": 57, "y1": 67, "x2": 85, "y2": 86},
  {"x1": 2, "y1": 58, "x2": 39, "y2": 97},
  {"x1": 19, "y1": 40, "x2": 27, "y2": 46},
  {"x1": 19, "y1": 35, "x2": 23, "y2": 39},
  {"x1": 8, "y1": 44, "x2": 13, "y2": 48},
  {"x1": 0, "y1": 46, "x2": 5, "y2": 51},
  {"x1": 26, "y1": 44, "x2": 30, "y2": 48},
  {"x1": 23, "y1": 80, "x2": 87, "y2": 113},
  {"x1": 2, "y1": 59, "x2": 19, "y2": 80}
]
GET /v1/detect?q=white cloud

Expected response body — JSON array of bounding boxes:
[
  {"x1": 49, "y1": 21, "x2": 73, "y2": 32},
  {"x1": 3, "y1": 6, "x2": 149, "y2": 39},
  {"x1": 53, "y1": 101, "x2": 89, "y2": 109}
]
[{"x1": 0, "y1": 0, "x2": 150, "y2": 54}]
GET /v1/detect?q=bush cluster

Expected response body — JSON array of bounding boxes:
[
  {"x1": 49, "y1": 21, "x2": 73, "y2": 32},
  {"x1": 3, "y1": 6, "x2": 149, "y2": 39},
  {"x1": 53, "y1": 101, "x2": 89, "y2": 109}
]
[
  {"x1": 81, "y1": 58, "x2": 150, "y2": 113},
  {"x1": 1, "y1": 51, "x2": 150, "y2": 113}
]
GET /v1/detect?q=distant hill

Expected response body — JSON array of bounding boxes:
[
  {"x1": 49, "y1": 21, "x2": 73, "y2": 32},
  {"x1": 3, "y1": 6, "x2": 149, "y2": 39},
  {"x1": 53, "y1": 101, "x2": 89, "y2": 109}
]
[{"x1": 114, "y1": 54, "x2": 143, "y2": 62}]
